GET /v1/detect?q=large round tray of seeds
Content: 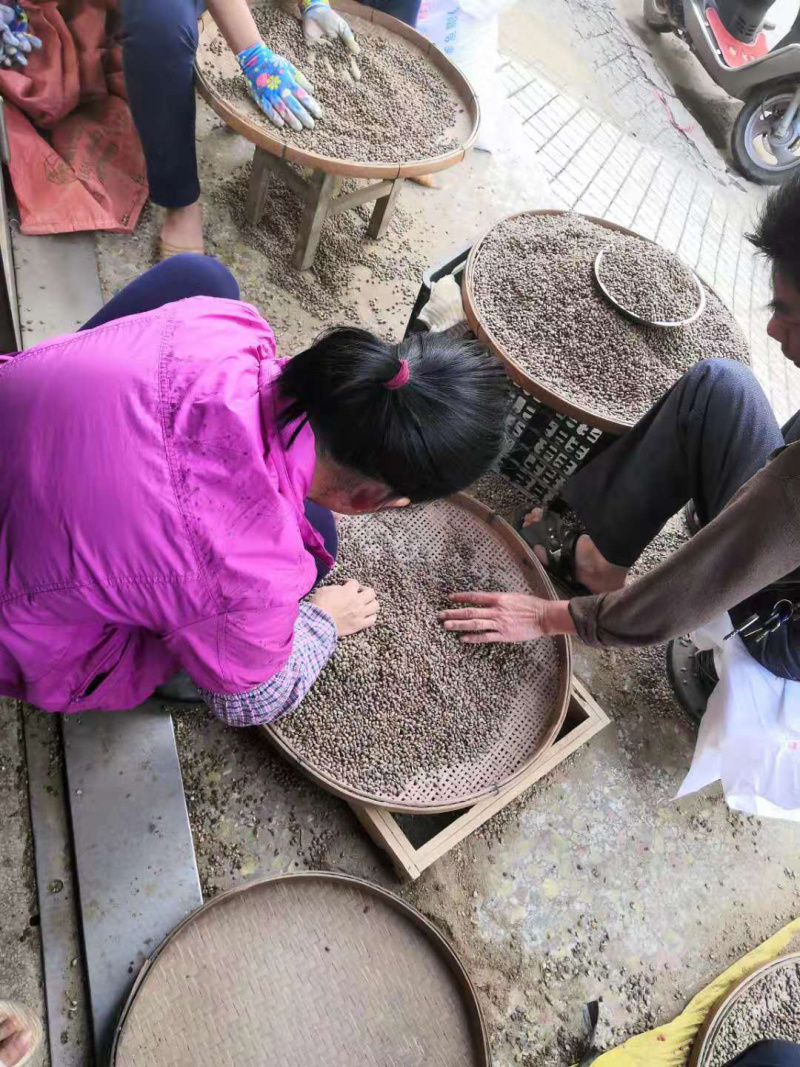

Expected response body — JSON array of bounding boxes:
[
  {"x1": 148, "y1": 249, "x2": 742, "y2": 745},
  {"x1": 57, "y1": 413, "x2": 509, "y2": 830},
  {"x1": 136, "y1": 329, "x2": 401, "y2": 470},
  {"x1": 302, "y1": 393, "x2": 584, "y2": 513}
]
[
  {"x1": 689, "y1": 953, "x2": 800, "y2": 1067},
  {"x1": 265, "y1": 493, "x2": 571, "y2": 813},
  {"x1": 462, "y1": 209, "x2": 751, "y2": 436},
  {"x1": 195, "y1": 0, "x2": 479, "y2": 179},
  {"x1": 111, "y1": 872, "x2": 490, "y2": 1067}
]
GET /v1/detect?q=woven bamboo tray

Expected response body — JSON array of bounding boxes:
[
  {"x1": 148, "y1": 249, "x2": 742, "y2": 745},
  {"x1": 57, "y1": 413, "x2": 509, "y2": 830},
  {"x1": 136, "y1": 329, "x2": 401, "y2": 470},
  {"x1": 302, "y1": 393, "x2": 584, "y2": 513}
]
[
  {"x1": 265, "y1": 492, "x2": 571, "y2": 814},
  {"x1": 462, "y1": 208, "x2": 681, "y2": 436},
  {"x1": 195, "y1": 1, "x2": 479, "y2": 180},
  {"x1": 689, "y1": 952, "x2": 800, "y2": 1067},
  {"x1": 112, "y1": 872, "x2": 490, "y2": 1067}
]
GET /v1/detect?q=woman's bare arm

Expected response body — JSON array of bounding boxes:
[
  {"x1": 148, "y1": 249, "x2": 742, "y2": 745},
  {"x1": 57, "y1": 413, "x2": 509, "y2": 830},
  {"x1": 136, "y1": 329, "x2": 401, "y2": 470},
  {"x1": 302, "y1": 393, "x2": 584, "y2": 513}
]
[{"x1": 206, "y1": 0, "x2": 261, "y2": 54}]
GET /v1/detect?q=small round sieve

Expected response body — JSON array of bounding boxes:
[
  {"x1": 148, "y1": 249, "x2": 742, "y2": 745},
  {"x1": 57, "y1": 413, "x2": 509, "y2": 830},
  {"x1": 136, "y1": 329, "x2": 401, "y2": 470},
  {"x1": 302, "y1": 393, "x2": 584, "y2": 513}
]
[{"x1": 593, "y1": 247, "x2": 706, "y2": 328}]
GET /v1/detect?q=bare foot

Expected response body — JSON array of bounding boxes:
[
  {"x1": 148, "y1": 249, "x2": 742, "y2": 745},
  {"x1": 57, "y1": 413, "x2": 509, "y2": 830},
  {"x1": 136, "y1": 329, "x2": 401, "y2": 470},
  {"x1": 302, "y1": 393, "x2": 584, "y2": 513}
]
[
  {"x1": 160, "y1": 201, "x2": 204, "y2": 254},
  {"x1": 0, "y1": 1014, "x2": 34, "y2": 1067},
  {"x1": 522, "y1": 508, "x2": 627, "y2": 593}
]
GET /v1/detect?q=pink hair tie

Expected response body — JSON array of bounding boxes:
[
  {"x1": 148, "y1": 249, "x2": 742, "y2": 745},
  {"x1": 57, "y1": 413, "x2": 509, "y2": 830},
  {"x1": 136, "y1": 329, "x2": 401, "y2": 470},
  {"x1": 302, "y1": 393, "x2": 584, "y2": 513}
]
[{"x1": 383, "y1": 358, "x2": 410, "y2": 391}]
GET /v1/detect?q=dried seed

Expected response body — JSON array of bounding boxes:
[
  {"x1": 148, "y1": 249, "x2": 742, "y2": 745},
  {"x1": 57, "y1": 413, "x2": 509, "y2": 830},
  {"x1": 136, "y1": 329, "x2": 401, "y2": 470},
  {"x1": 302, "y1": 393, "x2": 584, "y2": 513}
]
[{"x1": 706, "y1": 961, "x2": 800, "y2": 1067}]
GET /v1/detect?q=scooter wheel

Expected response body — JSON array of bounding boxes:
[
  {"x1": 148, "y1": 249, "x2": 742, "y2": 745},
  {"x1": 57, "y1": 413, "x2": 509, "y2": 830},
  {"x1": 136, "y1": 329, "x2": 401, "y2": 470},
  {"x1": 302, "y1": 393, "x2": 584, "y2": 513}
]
[
  {"x1": 643, "y1": 0, "x2": 672, "y2": 32},
  {"x1": 732, "y1": 84, "x2": 800, "y2": 185}
]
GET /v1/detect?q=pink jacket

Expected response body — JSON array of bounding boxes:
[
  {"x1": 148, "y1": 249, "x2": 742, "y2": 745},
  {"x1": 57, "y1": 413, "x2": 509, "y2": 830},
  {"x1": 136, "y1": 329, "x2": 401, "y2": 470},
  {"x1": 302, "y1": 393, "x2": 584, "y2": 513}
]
[{"x1": 0, "y1": 297, "x2": 332, "y2": 713}]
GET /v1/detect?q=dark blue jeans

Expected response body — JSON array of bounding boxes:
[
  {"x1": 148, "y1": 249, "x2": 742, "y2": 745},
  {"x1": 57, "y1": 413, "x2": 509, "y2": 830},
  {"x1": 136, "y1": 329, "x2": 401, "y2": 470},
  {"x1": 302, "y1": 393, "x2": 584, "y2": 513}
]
[
  {"x1": 119, "y1": 0, "x2": 205, "y2": 209},
  {"x1": 362, "y1": 0, "x2": 421, "y2": 26},
  {"x1": 725, "y1": 1042, "x2": 800, "y2": 1067},
  {"x1": 119, "y1": 0, "x2": 419, "y2": 209},
  {"x1": 81, "y1": 255, "x2": 337, "y2": 578}
]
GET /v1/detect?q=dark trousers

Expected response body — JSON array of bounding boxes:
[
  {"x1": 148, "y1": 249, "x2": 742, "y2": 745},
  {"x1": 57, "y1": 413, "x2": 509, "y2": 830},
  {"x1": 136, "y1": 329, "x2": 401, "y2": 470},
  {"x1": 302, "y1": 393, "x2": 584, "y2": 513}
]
[
  {"x1": 362, "y1": 0, "x2": 422, "y2": 26},
  {"x1": 119, "y1": 0, "x2": 205, "y2": 209},
  {"x1": 565, "y1": 357, "x2": 800, "y2": 679},
  {"x1": 119, "y1": 0, "x2": 419, "y2": 210},
  {"x1": 724, "y1": 1042, "x2": 800, "y2": 1067},
  {"x1": 81, "y1": 254, "x2": 337, "y2": 579}
]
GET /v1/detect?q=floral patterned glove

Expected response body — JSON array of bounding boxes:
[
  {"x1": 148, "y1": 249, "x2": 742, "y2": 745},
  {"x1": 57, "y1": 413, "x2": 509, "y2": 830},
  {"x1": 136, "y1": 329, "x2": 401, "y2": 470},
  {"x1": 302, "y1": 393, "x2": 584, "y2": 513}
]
[
  {"x1": 299, "y1": 0, "x2": 360, "y2": 54},
  {"x1": 0, "y1": 3, "x2": 41, "y2": 67},
  {"x1": 237, "y1": 42, "x2": 322, "y2": 131}
]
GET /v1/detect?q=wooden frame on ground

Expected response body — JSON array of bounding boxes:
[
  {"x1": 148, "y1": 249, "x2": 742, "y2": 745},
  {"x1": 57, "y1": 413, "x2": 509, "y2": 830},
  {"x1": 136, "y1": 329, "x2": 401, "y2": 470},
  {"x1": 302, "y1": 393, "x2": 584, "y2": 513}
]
[{"x1": 349, "y1": 678, "x2": 610, "y2": 881}]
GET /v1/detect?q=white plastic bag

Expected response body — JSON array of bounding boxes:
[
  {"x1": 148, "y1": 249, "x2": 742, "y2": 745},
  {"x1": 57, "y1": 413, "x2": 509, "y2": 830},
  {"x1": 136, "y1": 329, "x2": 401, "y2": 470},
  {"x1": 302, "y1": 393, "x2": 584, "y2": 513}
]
[
  {"x1": 415, "y1": 0, "x2": 506, "y2": 152},
  {"x1": 676, "y1": 613, "x2": 800, "y2": 821}
]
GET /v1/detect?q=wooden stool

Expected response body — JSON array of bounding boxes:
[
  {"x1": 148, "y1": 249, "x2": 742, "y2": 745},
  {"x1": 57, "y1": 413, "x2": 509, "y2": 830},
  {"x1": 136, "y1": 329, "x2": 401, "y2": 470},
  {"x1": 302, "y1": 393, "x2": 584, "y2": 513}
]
[{"x1": 245, "y1": 147, "x2": 404, "y2": 271}]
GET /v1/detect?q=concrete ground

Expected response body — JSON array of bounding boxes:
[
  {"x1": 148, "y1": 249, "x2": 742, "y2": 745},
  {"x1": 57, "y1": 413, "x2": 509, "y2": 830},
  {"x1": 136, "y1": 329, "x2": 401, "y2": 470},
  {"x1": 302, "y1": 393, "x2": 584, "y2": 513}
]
[
  {"x1": 3, "y1": 2, "x2": 800, "y2": 1066},
  {"x1": 0, "y1": 716, "x2": 45, "y2": 1060}
]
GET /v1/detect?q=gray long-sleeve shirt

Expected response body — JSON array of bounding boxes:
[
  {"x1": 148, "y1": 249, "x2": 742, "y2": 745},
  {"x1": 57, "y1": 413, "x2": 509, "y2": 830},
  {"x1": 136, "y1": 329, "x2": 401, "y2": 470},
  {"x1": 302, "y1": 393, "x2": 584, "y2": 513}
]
[{"x1": 569, "y1": 442, "x2": 800, "y2": 649}]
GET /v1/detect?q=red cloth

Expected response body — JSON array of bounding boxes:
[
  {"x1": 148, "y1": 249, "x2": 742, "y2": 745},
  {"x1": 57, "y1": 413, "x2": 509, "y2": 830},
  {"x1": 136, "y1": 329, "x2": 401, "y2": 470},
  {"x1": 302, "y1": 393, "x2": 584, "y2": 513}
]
[{"x1": 0, "y1": 0, "x2": 147, "y2": 234}]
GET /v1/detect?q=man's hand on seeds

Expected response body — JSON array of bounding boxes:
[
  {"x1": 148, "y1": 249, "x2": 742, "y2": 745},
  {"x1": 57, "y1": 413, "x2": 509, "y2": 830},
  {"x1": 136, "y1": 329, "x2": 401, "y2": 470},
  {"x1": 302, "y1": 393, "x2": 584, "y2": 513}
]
[{"x1": 439, "y1": 592, "x2": 576, "y2": 643}]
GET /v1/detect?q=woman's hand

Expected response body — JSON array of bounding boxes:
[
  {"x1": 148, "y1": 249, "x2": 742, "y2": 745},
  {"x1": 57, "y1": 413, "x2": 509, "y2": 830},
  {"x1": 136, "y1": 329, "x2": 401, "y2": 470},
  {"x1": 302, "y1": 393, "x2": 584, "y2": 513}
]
[
  {"x1": 301, "y1": 0, "x2": 360, "y2": 55},
  {"x1": 311, "y1": 579, "x2": 379, "y2": 637},
  {"x1": 438, "y1": 593, "x2": 576, "y2": 644},
  {"x1": 237, "y1": 42, "x2": 322, "y2": 131}
]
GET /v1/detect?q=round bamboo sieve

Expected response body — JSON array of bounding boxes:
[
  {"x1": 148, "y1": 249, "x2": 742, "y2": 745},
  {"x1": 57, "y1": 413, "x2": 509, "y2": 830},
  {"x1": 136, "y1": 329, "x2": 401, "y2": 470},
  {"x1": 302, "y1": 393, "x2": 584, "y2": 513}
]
[
  {"x1": 689, "y1": 952, "x2": 800, "y2": 1067},
  {"x1": 195, "y1": 1, "x2": 479, "y2": 180},
  {"x1": 265, "y1": 492, "x2": 572, "y2": 814},
  {"x1": 462, "y1": 208, "x2": 711, "y2": 436},
  {"x1": 112, "y1": 872, "x2": 491, "y2": 1067}
]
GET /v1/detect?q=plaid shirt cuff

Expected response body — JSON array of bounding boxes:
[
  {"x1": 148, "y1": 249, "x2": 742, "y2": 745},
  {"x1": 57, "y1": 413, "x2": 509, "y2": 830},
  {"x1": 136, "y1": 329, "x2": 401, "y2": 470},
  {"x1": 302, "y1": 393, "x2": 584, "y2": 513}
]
[{"x1": 199, "y1": 602, "x2": 337, "y2": 728}]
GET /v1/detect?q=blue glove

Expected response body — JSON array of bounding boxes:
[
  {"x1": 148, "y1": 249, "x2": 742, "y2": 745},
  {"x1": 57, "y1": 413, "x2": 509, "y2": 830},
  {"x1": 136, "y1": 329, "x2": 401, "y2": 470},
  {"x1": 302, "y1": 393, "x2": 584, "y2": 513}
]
[
  {"x1": 237, "y1": 42, "x2": 322, "y2": 132},
  {"x1": 0, "y1": 4, "x2": 41, "y2": 68}
]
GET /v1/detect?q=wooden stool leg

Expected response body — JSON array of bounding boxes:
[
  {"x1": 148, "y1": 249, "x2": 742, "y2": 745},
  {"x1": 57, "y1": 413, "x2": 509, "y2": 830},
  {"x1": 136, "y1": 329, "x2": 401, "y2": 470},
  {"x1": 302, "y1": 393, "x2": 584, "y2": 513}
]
[
  {"x1": 293, "y1": 170, "x2": 337, "y2": 271},
  {"x1": 367, "y1": 178, "x2": 403, "y2": 239},
  {"x1": 245, "y1": 147, "x2": 273, "y2": 225}
]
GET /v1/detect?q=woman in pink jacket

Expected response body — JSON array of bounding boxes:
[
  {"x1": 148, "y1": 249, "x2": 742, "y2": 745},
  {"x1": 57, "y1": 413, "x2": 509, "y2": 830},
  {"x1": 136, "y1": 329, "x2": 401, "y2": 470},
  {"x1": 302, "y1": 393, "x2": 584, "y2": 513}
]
[{"x1": 0, "y1": 254, "x2": 509, "y2": 727}]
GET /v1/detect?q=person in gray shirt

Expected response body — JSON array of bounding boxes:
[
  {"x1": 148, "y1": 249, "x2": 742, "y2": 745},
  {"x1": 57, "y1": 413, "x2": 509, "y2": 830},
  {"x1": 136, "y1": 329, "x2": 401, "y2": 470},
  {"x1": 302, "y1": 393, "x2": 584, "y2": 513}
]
[{"x1": 440, "y1": 174, "x2": 800, "y2": 704}]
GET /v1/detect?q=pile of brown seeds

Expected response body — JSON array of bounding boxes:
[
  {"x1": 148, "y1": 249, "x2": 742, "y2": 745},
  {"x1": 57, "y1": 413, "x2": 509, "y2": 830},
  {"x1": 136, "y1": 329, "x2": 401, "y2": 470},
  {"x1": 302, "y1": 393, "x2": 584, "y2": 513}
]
[
  {"x1": 596, "y1": 236, "x2": 702, "y2": 324},
  {"x1": 468, "y1": 470, "x2": 536, "y2": 520},
  {"x1": 201, "y1": 4, "x2": 465, "y2": 163},
  {"x1": 274, "y1": 512, "x2": 557, "y2": 799},
  {"x1": 470, "y1": 212, "x2": 751, "y2": 425},
  {"x1": 707, "y1": 962, "x2": 800, "y2": 1067}
]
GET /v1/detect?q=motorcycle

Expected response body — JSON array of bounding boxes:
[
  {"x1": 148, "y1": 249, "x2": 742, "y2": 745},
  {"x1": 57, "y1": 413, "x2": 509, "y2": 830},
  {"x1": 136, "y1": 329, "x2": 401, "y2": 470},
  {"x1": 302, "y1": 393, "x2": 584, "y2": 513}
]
[{"x1": 644, "y1": 0, "x2": 800, "y2": 183}]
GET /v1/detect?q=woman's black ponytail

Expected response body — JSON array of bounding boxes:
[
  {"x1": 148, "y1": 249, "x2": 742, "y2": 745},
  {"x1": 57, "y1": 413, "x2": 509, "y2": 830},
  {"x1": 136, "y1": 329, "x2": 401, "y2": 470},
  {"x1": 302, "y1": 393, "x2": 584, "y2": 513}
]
[{"x1": 278, "y1": 327, "x2": 510, "y2": 502}]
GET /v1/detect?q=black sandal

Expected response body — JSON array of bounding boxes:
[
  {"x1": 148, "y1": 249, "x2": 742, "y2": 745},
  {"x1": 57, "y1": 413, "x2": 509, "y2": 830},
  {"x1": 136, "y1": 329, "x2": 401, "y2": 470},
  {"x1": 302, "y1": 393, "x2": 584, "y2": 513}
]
[
  {"x1": 684, "y1": 499, "x2": 701, "y2": 537},
  {"x1": 511, "y1": 506, "x2": 592, "y2": 597}
]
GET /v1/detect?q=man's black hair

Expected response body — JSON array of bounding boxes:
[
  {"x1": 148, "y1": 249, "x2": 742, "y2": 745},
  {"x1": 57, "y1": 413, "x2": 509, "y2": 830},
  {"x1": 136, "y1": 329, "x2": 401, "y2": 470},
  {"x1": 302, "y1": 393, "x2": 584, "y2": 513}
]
[
  {"x1": 748, "y1": 171, "x2": 800, "y2": 289},
  {"x1": 278, "y1": 327, "x2": 510, "y2": 503}
]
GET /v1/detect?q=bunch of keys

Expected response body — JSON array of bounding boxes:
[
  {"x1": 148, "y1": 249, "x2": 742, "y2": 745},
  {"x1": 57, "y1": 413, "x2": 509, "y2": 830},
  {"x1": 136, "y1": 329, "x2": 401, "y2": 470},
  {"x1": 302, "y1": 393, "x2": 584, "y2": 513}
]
[{"x1": 724, "y1": 599, "x2": 800, "y2": 643}]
